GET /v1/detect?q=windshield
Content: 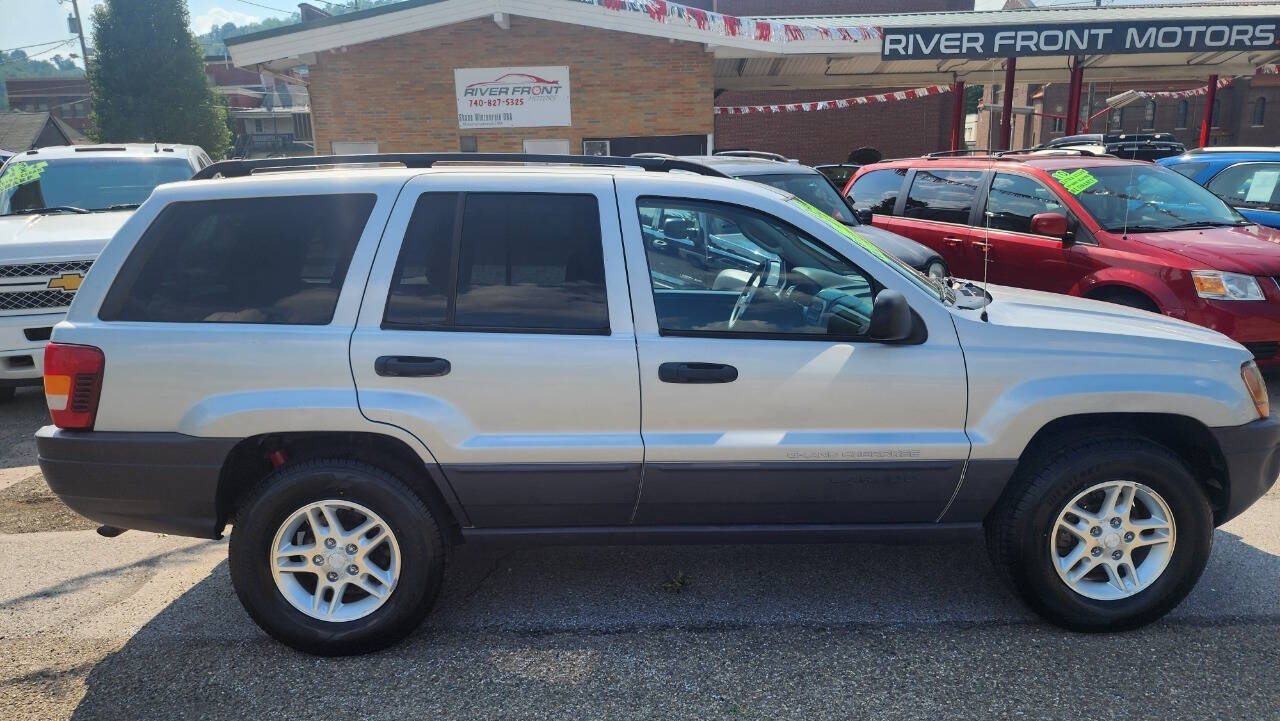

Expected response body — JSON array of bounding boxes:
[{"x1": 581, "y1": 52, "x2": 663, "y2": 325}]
[
  {"x1": 0, "y1": 157, "x2": 194, "y2": 215},
  {"x1": 788, "y1": 196, "x2": 947, "y2": 303},
  {"x1": 749, "y1": 173, "x2": 855, "y2": 224},
  {"x1": 1049, "y1": 164, "x2": 1247, "y2": 233}
]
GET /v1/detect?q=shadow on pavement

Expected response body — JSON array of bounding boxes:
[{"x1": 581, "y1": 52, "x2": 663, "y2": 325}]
[{"x1": 68, "y1": 529, "x2": 1280, "y2": 720}]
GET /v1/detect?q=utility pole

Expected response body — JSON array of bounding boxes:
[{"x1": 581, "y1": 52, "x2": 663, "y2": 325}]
[{"x1": 68, "y1": 0, "x2": 90, "y2": 69}]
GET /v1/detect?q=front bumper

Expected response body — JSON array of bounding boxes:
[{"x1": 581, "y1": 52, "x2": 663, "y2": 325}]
[
  {"x1": 0, "y1": 311, "x2": 64, "y2": 385},
  {"x1": 1209, "y1": 415, "x2": 1280, "y2": 524},
  {"x1": 37, "y1": 427, "x2": 238, "y2": 538}
]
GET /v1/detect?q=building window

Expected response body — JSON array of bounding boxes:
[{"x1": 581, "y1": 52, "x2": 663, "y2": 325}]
[
  {"x1": 1109, "y1": 107, "x2": 1123, "y2": 130},
  {"x1": 1142, "y1": 100, "x2": 1156, "y2": 130},
  {"x1": 253, "y1": 119, "x2": 263, "y2": 133},
  {"x1": 1212, "y1": 98, "x2": 1222, "y2": 129},
  {"x1": 460, "y1": 136, "x2": 478, "y2": 153},
  {"x1": 1051, "y1": 116, "x2": 1064, "y2": 133},
  {"x1": 1253, "y1": 97, "x2": 1266, "y2": 127},
  {"x1": 1175, "y1": 100, "x2": 1188, "y2": 129},
  {"x1": 991, "y1": 85, "x2": 1001, "y2": 104}
]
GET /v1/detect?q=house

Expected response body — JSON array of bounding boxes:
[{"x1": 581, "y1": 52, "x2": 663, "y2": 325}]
[
  {"x1": 3, "y1": 78, "x2": 92, "y2": 134},
  {"x1": 206, "y1": 55, "x2": 314, "y2": 157},
  {"x1": 0, "y1": 112, "x2": 88, "y2": 154}
]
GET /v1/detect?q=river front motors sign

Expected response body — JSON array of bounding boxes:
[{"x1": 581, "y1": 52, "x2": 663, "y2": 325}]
[
  {"x1": 882, "y1": 19, "x2": 1279, "y2": 60},
  {"x1": 455, "y1": 66, "x2": 571, "y2": 129}
]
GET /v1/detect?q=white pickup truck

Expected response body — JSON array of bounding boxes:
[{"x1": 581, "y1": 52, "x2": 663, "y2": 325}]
[{"x1": 0, "y1": 144, "x2": 209, "y2": 400}]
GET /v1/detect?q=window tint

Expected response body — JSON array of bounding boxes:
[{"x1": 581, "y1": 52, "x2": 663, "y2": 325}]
[
  {"x1": 639, "y1": 199, "x2": 877, "y2": 338},
  {"x1": 1167, "y1": 162, "x2": 1208, "y2": 179},
  {"x1": 101, "y1": 194, "x2": 375, "y2": 324},
  {"x1": 846, "y1": 169, "x2": 906, "y2": 216},
  {"x1": 1207, "y1": 163, "x2": 1280, "y2": 211},
  {"x1": 985, "y1": 173, "x2": 1066, "y2": 235},
  {"x1": 384, "y1": 193, "x2": 457, "y2": 327},
  {"x1": 384, "y1": 193, "x2": 608, "y2": 333},
  {"x1": 902, "y1": 169, "x2": 983, "y2": 225}
]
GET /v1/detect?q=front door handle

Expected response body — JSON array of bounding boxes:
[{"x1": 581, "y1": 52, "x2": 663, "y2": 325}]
[
  {"x1": 375, "y1": 356, "x2": 451, "y2": 378},
  {"x1": 942, "y1": 236, "x2": 965, "y2": 247},
  {"x1": 658, "y1": 362, "x2": 738, "y2": 384}
]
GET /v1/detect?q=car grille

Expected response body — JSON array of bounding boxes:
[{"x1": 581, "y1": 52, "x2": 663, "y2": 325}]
[
  {"x1": 0, "y1": 290, "x2": 75, "y2": 312},
  {"x1": 0, "y1": 260, "x2": 93, "y2": 279}
]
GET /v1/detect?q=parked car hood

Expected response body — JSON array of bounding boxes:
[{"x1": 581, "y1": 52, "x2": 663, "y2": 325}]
[
  {"x1": 853, "y1": 223, "x2": 939, "y2": 270},
  {"x1": 0, "y1": 211, "x2": 126, "y2": 263},
  {"x1": 1127, "y1": 224, "x2": 1280, "y2": 275},
  {"x1": 968, "y1": 282, "x2": 1243, "y2": 352}
]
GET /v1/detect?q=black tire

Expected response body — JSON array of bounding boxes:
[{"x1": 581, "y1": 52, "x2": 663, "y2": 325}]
[
  {"x1": 985, "y1": 434, "x2": 1213, "y2": 632},
  {"x1": 229, "y1": 459, "x2": 446, "y2": 655}
]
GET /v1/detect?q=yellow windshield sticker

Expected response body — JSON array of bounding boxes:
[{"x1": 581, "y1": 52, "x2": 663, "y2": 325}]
[
  {"x1": 789, "y1": 197, "x2": 894, "y2": 265},
  {"x1": 0, "y1": 161, "x2": 48, "y2": 193},
  {"x1": 1052, "y1": 168, "x2": 1099, "y2": 195}
]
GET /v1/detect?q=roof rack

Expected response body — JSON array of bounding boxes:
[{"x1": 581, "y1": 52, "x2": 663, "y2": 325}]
[
  {"x1": 713, "y1": 150, "x2": 794, "y2": 162},
  {"x1": 921, "y1": 147, "x2": 1097, "y2": 161},
  {"x1": 923, "y1": 148, "x2": 996, "y2": 158},
  {"x1": 191, "y1": 153, "x2": 731, "y2": 180}
]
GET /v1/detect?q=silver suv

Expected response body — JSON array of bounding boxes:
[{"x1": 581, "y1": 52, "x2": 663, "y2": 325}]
[{"x1": 36, "y1": 154, "x2": 1280, "y2": 655}]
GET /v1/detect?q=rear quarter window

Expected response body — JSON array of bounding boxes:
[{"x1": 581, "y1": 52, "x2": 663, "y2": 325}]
[{"x1": 99, "y1": 194, "x2": 376, "y2": 324}]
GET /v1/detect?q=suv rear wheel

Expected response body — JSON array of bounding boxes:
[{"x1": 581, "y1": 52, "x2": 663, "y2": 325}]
[
  {"x1": 228, "y1": 459, "x2": 446, "y2": 655},
  {"x1": 986, "y1": 435, "x2": 1212, "y2": 631}
]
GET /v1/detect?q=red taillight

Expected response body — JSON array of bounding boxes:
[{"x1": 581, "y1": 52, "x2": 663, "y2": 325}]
[{"x1": 44, "y1": 343, "x2": 104, "y2": 430}]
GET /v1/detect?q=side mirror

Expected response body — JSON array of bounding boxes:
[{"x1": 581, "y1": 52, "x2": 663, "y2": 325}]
[
  {"x1": 1030, "y1": 212, "x2": 1069, "y2": 239},
  {"x1": 854, "y1": 208, "x2": 874, "y2": 224},
  {"x1": 663, "y1": 218, "x2": 693, "y2": 240},
  {"x1": 868, "y1": 289, "x2": 914, "y2": 342}
]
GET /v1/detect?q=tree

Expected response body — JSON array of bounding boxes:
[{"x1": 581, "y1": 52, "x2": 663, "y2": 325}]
[{"x1": 87, "y1": 0, "x2": 230, "y2": 158}]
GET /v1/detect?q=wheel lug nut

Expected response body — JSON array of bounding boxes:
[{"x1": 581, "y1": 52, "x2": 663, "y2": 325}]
[
  {"x1": 1090, "y1": 527, "x2": 1102, "y2": 537},
  {"x1": 347, "y1": 564, "x2": 358, "y2": 576},
  {"x1": 312, "y1": 555, "x2": 324, "y2": 565},
  {"x1": 1124, "y1": 532, "x2": 1135, "y2": 543},
  {"x1": 1110, "y1": 517, "x2": 1122, "y2": 528},
  {"x1": 326, "y1": 571, "x2": 339, "y2": 582},
  {"x1": 345, "y1": 544, "x2": 357, "y2": 554},
  {"x1": 1091, "y1": 547, "x2": 1102, "y2": 557},
  {"x1": 1111, "y1": 550, "x2": 1123, "y2": 561},
  {"x1": 324, "y1": 538, "x2": 336, "y2": 549}
]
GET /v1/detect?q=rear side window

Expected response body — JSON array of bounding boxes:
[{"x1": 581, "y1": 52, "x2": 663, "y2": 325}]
[
  {"x1": 385, "y1": 192, "x2": 608, "y2": 333},
  {"x1": 902, "y1": 169, "x2": 984, "y2": 225},
  {"x1": 100, "y1": 194, "x2": 375, "y2": 324},
  {"x1": 1207, "y1": 162, "x2": 1280, "y2": 211},
  {"x1": 846, "y1": 168, "x2": 906, "y2": 216}
]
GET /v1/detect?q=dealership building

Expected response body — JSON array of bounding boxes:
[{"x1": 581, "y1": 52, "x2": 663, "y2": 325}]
[{"x1": 226, "y1": 0, "x2": 1280, "y2": 162}]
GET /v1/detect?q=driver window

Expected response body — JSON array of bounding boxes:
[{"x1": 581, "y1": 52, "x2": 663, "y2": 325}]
[
  {"x1": 986, "y1": 173, "x2": 1064, "y2": 235},
  {"x1": 638, "y1": 198, "x2": 876, "y2": 338}
]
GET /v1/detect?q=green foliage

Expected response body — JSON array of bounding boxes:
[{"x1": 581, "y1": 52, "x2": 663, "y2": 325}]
[
  {"x1": 964, "y1": 85, "x2": 984, "y2": 115},
  {"x1": 0, "y1": 51, "x2": 83, "y2": 112},
  {"x1": 196, "y1": 0, "x2": 407, "y2": 55},
  {"x1": 88, "y1": 0, "x2": 231, "y2": 158}
]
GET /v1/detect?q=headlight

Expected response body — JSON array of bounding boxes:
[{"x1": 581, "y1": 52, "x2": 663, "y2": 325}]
[
  {"x1": 1191, "y1": 271, "x2": 1265, "y2": 301},
  {"x1": 1241, "y1": 360, "x2": 1270, "y2": 418}
]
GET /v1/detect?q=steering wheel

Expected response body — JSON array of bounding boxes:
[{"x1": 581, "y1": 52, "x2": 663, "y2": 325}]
[{"x1": 727, "y1": 262, "x2": 768, "y2": 330}]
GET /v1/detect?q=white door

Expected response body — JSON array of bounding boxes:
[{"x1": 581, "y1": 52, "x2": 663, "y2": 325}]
[
  {"x1": 522, "y1": 139, "x2": 570, "y2": 154},
  {"x1": 350, "y1": 173, "x2": 641, "y2": 527},
  {"x1": 614, "y1": 176, "x2": 971, "y2": 525}
]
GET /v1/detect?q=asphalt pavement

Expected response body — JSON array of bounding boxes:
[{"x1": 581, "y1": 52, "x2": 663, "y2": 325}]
[{"x1": 1, "y1": 383, "x2": 1278, "y2": 720}]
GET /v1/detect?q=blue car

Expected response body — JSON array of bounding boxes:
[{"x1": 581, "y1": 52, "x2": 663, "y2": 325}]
[{"x1": 1159, "y1": 148, "x2": 1280, "y2": 229}]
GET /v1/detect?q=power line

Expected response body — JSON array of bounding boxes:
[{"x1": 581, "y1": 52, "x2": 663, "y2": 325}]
[
  {"x1": 0, "y1": 38, "x2": 77, "y2": 55},
  {"x1": 231, "y1": 0, "x2": 294, "y2": 13}
]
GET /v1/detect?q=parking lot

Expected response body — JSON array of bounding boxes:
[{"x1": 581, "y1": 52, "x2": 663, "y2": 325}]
[{"x1": 0, "y1": 383, "x2": 1275, "y2": 720}]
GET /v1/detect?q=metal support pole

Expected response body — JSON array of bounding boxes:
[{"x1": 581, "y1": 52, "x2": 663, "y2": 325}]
[
  {"x1": 999, "y1": 57, "x2": 1017, "y2": 151},
  {"x1": 1199, "y1": 75, "x2": 1219, "y2": 149},
  {"x1": 949, "y1": 80, "x2": 965, "y2": 151},
  {"x1": 1065, "y1": 60, "x2": 1084, "y2": 135}
]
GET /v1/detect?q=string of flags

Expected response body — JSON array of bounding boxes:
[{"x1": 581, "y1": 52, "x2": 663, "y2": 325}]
[
  {"x1": 714, "y1": 84, "x2": 952, "y2": 115},
  {"x1": 1133, "y1": 76, "x2": 1235, "y2": 100},
  {"x1": 572, "y1": 0, "x2": 882, "y2": 45}
]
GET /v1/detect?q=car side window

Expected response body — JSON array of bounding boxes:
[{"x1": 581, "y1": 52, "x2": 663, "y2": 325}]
[
  {"x1": 1167, "y1": 161, "x2": 1207, "y2": 179},
  {"x1": 846, "y1": 168, "x2": 906, "y2": 216},
  {"x1": 100, "y1": 194, "x2": 376, "y2": 324},
  {"x1": 385, "y1": 192, "x2": 609, "y2": 333},
  {"x1": 638, "y1": 198, "x2": 878, "y2": 339},
  {"x1": 902, "y1": 169, "x2": 983, "y2": 225},
  {"x1": 1207, "y1": 163, "x2": 1280, "y2": 211},
  {"x1": 985, "y1": 173, "x2": 1066, "y2": 235}
]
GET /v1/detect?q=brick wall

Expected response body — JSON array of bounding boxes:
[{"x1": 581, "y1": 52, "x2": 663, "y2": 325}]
[
  {"x1": 713, "y1": 88, "x2": 956, "y2": 163},
  {"x1": 307, "y1": 16, "x2": 713, "y2": 154}
]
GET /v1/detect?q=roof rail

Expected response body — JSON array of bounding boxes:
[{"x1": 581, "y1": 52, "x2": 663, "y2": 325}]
[
  {"x1": 191, "y1": 153, "x2": 731, "y2": 180},
  {"x1": 713, "y1": 150, "x2": 793, "y2": 162},
  {"x1": 923, "y1": 148, "x2": 996, "y2": 158},
  {"x1": 630, "y1": 152, "x2": 676, "y2": 159}
]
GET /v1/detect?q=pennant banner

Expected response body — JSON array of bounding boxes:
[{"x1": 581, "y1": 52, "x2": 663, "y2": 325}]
[
  {"x1": 715, "y1": 84, "x2": 952, "y2": 115},
  {"x1": 574, "y1": 0, "x2": 881, "y2": 45},
  {"x1": 1133, "y1": 76, "x2": 1235, "y2": 100}
]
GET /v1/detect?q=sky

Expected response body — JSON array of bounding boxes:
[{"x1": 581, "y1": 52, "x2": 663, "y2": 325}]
[{"x1": 0, "y1": 0, "x2": 296, "y2": 67}]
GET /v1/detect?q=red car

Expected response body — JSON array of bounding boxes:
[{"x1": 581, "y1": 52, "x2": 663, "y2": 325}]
[{"x1": 843, "y1": 154, "x2": 1280, "y2": 363}]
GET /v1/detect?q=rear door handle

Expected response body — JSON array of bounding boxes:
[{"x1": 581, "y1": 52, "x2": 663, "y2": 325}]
[
  {"x1": 942, "y1": 236, "x2": 965, "y2": 247},
  {"x1": 658, "y1": 362, "x2": 738, "y2": 384},
  {"x1": 375, "y1": 356, "x2": 451, "y2": 378}
]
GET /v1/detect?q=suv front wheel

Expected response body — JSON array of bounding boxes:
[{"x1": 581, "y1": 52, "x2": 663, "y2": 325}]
[
  {"x1": 986, "y1": 434, "x2": 1213, "y2": 631},
  {"x1": 229, "y1": 459, "x2": 446, "y2": 655}
]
